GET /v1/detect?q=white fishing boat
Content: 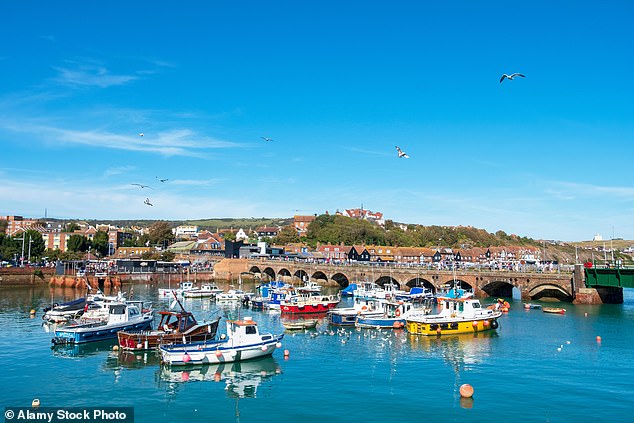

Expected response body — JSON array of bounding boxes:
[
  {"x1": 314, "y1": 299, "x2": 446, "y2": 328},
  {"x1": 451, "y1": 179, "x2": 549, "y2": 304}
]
[
  {"x1": 159, "y1": 281, "x2": 194, "y2": 298},
  {"x1": 159, "y1": 317, "x2": 284, "y2": 366},
  {"x1": 183, "y1": 283, "x2": 223, "y2": 298}
]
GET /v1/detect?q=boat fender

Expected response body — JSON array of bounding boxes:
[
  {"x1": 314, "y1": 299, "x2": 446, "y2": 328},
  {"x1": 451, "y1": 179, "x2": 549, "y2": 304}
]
[
  {"x1": 395, "y1": 309, "x2": 401, "y2": 317},
  {"x1": 491, "y1": 320, "x2": 499, "y2": 329},
  {"x1": 361, "y1": 306, "x2": 368, "y2": 311}
]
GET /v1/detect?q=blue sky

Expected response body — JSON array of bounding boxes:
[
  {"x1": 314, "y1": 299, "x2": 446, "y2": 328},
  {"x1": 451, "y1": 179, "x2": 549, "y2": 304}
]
[{"x1": 1, "y1": 1, "x2": 633, "y2": 242}]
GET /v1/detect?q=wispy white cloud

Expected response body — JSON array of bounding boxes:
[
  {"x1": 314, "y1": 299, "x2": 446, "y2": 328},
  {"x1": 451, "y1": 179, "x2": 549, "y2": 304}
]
[
  {"x1": 53, "y1": 65, "x2": 137, "y2": 88},
  {"x1": 547, "y1": 181, "x2": 634, "y2": 199},
  {"x1": 103, "y1": 166, "x2": 136, "y2": 178},
  {"x1": 0, "y1": 122, "x2": 240, "y2": 157},
  {"x1": 169, "y1": 179, "x2": 224, "y2": 186}
]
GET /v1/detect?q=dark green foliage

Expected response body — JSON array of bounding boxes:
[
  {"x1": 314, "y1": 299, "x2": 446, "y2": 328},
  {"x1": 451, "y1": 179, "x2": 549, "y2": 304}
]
[
  {"x1": 67, "y1": 234, "x2": 90, "y2": 252},
  {"x1": 305, "y1": 215, "x2": 538, "y2": 248},
  {"x1": 92, "y1": 230, "x2": 110, "y2": 256}
]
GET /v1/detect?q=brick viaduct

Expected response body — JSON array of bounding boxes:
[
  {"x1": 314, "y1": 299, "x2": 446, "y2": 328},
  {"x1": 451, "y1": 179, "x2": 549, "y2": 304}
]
[{"x1": 236, "y1": 259, "x2": 576, "y2": 301}]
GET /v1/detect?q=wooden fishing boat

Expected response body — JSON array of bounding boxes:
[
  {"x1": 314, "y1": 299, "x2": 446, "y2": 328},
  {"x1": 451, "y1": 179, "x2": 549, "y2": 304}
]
[
  {"x1": 118, "y1": 294, "x2": 220, "y2": 351},
  {"x1": 543, "y1": 307, "x2": 566, "y2": 314},
  {"x1": 406, "y1": 297, "x2": 502, "y2": 336},
  {"x1": 282, "y1": 319, "x2": 319, "y2": 330}
]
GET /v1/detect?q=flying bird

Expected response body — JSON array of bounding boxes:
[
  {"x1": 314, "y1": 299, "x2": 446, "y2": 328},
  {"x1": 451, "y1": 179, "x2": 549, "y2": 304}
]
[
  {"x1": 395, "y1": 146, "x2": 410, "y2": 159},
  {"x1": 500, "y1": 73, "x2": 526, "y2": 83},
  {"x1": 139, "y1": 133, "x2": 144, "y2": 137},
  {"x1": 261, "y1": 137, "x2": 273, "y2": 142},
  {"x1": 144, "y1": 198, "x2": 153, "y2": 206},
  {"x1": 131, "y1": 183, "x2": 153, "y2": 189},
  {"x1": 155, "y1": 177, "x2": 169, "y2": 183}
]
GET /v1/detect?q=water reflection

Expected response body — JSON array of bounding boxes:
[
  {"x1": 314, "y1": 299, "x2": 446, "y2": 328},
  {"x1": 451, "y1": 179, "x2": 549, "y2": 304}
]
[
  {"x1": 51, "y1": 340, "x2": 116, "y2": 359},
  {"x1": 408, "y1": 332, "x2": 496, "y2": 372},
  {"x1": 157, "y1": 356, "x2": 282, "y2": 398}
]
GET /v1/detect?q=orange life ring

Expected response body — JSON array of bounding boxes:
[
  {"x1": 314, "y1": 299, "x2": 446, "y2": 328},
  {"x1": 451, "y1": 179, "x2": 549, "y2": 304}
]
[
  {"x1": 361, "y1": 306, "x2": 368, "y2": 311},
  {"x1": 395, "y1": 309, "x2": 401, "y2": 317}
]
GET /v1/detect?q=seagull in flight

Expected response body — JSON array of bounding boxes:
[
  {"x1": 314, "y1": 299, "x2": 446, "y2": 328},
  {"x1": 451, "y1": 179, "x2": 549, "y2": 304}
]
[
  {"x1": 395, "y1": 146, "x2": 410, "y2": 159},
  {"x1": 155, "y1": 177, "x2": 169, "y2": 183},
  {"x1": 139, "y1": 133, "x2": 144, "y2": 137},
  {"x1": 144, "y1": 198, "x2": 153, "y2": 206},
  {"x1": 261, "y1": 136, "x2": 274, "y2": 142},
  {"x1": 131, "y1": 183, "x2": 153, "y2": 189},
  {"x1": 500, "y1": 73, "x2": 526, "y2": 83}
]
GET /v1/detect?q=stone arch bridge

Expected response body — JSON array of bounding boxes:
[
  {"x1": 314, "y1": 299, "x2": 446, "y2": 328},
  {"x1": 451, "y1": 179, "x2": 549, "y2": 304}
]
[{"x1": 242, "y1": 259, "x2": 576, "y2": 302}]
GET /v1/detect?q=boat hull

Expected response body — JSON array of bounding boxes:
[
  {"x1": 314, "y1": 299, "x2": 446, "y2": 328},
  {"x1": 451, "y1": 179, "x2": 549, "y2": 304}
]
[
  {"x1": 117, "y1": 320, "x2": 220, "y2": 351},
  {"x1": 355, "y1": 317, "x2": 405, "y2": 329},
  {"x1": 406, "y1": 316, "x2": 500, "y2": 336},
  {"x1": 52, "y1": 316, "x2": 153, "y2": 345},
  {"x1": 281, "y1": 301, "x2": 339, "y2": 314},
  {"x1": 159, "y1": 334, "x2": 284, "y2": 366}
]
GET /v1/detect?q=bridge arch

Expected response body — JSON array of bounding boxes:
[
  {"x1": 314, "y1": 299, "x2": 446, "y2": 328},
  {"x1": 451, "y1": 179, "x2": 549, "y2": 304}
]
[
  {"x1": 376, "y1": 275, "x2": 400, "y2": 289},
  {"x1": 277, "y1": 268, "x2": 292, "y2": 283},
  {"x1": 262, "y1": 267, "x2": 276, "y2": 282},
  {"x1": 331, "y1": 273, "x2": 350, "y2": 289},
  {"x1": 481, "y1": 280, "x2": 515, "y2": 298},
  {"x1": 527, "y1": 283, "x2": 573, "y2": 302},
  {"x1": 405, "y1": 277, "x2": 436, "y2": 294},
  {"x1": 311, "y1": 271, "x2": 328, "y2": 284},
  {"x1": 294, "y1": 269, "x2": 308, "y2": 283},
  {"x1": 440, "y1": 279, "x2": 472, "y2": 291}
]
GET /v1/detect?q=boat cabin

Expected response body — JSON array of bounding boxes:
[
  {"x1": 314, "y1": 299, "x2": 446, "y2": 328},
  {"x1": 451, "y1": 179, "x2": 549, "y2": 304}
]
[
  {"x1": 437, "y1": 298, "x2": 495, "y2": 319},
  {"x1": 158, "y1": 310, "x2": 197, "y2": 333},
  {"x1": 226, "y1": 317, "x2": 271, "y2": 345},
  {"x1": 107, "y1": 302, "x2": 143, "y2": 324}
]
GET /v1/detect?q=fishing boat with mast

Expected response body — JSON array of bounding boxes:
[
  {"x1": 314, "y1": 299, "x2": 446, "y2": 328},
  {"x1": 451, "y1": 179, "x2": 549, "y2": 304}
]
[{"x1": 117, "y1": 293, "x2": 220, "y2": 351}]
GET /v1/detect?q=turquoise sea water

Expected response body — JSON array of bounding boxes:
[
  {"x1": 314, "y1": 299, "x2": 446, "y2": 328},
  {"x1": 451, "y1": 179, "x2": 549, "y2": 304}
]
[{"x1": 1, "y1": 284, "x2": 634, "y2": 423}]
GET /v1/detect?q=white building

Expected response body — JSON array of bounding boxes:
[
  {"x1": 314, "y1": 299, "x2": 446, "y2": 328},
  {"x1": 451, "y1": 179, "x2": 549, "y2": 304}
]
[
  {"x1": 174, "y1": 225, "x2": 199, "y2": 239},
  {"x1": 236, "y1": 228, "x2": 249, "y2": 241},
  {"x1": 593, "y1": 234, "x2": 603, "y2": 242}
]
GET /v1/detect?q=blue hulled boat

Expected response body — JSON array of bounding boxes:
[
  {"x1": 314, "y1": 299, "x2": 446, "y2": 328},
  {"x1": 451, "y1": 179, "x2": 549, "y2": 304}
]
[
  {"x1": 52, "y1": 301, "x2": 153, "y2": 345},
  {"x1": 327, "y1": 297, "x2": 384, "y2": 326}
]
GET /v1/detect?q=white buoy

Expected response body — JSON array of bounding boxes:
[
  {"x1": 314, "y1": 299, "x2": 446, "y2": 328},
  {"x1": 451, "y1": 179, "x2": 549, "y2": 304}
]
[{"x1": 32, "y1": 399, "x2": 40, "y2": 408}]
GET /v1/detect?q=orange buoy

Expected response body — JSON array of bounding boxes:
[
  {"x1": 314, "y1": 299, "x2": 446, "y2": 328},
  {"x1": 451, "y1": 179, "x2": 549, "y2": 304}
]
[
  {"x1": 596, "y1": 336, "x2": 602, "y2": 343},
  {"x1": 436, "y1": 327, "x2": 442, "y2": 335},
  {"x1": 213, "y1": 372, "x2": 221, "y2": 382},
  {"x1": 459, "y1": 383, "x2": 474, "y2": 398},
  {"x1": 284, "y1": 349, "x2": 290, "y2": 357}
]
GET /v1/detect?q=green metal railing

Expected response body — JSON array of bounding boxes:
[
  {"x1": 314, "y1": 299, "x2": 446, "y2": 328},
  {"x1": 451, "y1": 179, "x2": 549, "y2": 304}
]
[{"x1": 585, "y1": 267, "x2": 634, "y2": 288}]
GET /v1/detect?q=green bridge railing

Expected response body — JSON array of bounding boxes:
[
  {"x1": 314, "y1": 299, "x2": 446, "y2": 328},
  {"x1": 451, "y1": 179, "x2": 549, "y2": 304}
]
[{"x1": 585, "y1": 266, "x2": 634, "y2": 288}]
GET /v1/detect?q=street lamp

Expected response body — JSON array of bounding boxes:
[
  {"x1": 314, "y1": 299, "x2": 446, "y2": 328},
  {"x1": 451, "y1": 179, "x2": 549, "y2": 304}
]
[
  {"x1": 27, "y1": 235, "x2": 33, "y2": 264},
  {"x1": 14, "y1": 234, "x2": 25, "y2": 267}
]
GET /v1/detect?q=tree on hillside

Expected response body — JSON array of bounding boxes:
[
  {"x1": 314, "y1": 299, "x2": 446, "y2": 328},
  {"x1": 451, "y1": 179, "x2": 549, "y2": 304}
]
[
  {"x1": 274, "y1": 225, "x2": 300, "y2": 244},
  {"x1": 148, "y1": 221, "x2": 175, "y2": 247},
  {"x1": 67, "y1": 234, "x2": 90, "y2": 252},
  {"x1": 92, "y1": 230, "x2": 110, "y2": 256}
]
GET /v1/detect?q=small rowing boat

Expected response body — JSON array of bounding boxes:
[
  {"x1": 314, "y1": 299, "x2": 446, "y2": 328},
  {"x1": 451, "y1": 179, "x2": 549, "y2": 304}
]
[
  {"x1": 282, "y1": 319, "x2": 319, "y2": 330},
  {"x1": 543, "y1": 307, "x2": 566, "y2": 314}
]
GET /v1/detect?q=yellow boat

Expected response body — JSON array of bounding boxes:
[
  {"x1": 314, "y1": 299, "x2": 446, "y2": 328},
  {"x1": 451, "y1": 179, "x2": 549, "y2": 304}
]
[{"x1": 406, "y1": 297, "x2": 502, "y2": 336}]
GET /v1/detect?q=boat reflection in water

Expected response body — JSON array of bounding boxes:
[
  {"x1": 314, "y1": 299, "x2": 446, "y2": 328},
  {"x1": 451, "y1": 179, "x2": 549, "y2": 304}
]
[
  {"x1": 158, "y1": 356, "x2": 282, "y2": 398},
  {"x1": 408, "y1": 331, "x2": 497, "y2": 372},
  {"x1": 51, "y1": 339, "x2": 116, "y2": 359}
]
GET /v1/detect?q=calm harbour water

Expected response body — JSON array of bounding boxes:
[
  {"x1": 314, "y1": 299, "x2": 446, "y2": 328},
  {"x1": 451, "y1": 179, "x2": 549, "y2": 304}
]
[{"x1": 1, "y1": 283, "x2": 633, "y2": 423}]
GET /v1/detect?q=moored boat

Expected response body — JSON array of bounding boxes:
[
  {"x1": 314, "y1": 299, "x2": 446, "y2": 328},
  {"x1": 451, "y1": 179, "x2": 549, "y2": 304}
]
[
  {"x1": 117, "y1": 309, "x2": 220, "y2": 351},
  {"x1": 406, "y1": 297, "x2": 502, "y2": 336},
  {"x1": 523, "y1": 303, "x2": 542, "y2": 310},
  {"x1": 182, "y1": 283, "x2": 223, "y2": 298},
  {"x1": 282, "y1": 319, "x2": 319, "y2": 330},
  {"x1": 52, "y1": 301, "x2": 153, "y2": 345},
  {"x1": 280, "y1": 292, "x2": 340, "y2": 314},
  {"x1": 543, "y1": 307, "x2": 566, "y2": 314},
  {"x1": 356, "y1": 299, "x2": 433, "y2": 329},
  {"x1": 159, "y1": 317, "x2": 284, "y2": 366},
  {"x1": 327, "y1": 297, "x2": 384, "y2": 326}
]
